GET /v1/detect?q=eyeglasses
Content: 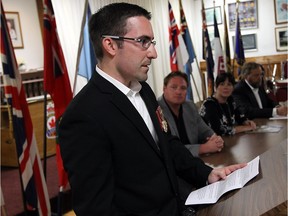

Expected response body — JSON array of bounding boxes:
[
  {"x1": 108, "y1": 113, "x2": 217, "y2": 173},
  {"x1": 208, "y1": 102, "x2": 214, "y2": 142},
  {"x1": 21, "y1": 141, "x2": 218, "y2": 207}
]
[{"x1": 102, "y1": 35, "x2": 156, "y2": 49}]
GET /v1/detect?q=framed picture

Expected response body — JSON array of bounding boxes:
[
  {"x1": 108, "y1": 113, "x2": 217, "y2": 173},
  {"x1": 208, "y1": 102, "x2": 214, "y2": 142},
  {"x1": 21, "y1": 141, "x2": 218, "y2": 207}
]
[
  {"x1": 5, "y1": 12, "x2": 24, "y2": 49},
  {"x1": 275, "y1": 27, "x2": 288, "y2": 51},
  {"x1": 274, "y1": 0, "x2": 288, "y2": 24},
  {"x1": 228, "y1": 0, "x2": 258, "y2": 30},
  {"x1": 205, "y1": 6, "x2": 222, "y2": 26},
  {"x1": 232, "y1": 33, "x2": 257, "y2": 51}
]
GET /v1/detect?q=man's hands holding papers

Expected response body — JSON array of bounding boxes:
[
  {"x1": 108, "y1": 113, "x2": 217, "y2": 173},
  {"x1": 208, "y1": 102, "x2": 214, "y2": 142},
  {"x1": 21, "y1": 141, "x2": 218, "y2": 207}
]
[
  {"x1": 208, "y1": 163, "x2": 247, "y2": 184},
  {"x1": 185, "y1": 157, "x2": 259, "y2": 205}
]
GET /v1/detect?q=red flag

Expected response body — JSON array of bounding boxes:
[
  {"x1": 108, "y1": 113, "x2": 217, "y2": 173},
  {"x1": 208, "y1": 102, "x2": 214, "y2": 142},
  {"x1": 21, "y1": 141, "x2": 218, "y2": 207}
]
[
  {"x1": 43, "y1": 0, "x2": 73, "y2": 189},
  {"x1": 1, "y1": 6, "x2": 51, "y2": 215}
]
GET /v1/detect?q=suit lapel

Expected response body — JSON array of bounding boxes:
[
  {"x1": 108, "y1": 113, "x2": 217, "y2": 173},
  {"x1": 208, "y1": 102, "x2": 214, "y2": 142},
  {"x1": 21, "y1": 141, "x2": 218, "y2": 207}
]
[
  {"x1": 244, "y1": 81, "x2": 260, "y2": 107},
  {"x1": 182, "y1": 103, "x2": 195, "y2": 144},
  {"x1": 258, "y1": 88, "x2": 267, "y2": 107},
  {"x1": 141, "y1": 91, "x2": 179, "y2": 193}
]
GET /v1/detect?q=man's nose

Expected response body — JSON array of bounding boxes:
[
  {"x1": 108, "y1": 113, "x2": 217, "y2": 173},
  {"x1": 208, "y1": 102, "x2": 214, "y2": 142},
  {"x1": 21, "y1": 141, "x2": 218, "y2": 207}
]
[{"x1": 147, "y1": 44, "x2": 157, "y2": 59}]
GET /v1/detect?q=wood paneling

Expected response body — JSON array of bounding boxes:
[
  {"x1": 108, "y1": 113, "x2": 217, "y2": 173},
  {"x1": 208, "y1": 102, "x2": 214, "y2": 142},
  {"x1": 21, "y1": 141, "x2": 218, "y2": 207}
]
[
  {"x1": 1, "y1": 100, "x2": 56, "y2": 167},
  {"x1": 200, "y1": 54, "x2": 287, "y2": 80}
]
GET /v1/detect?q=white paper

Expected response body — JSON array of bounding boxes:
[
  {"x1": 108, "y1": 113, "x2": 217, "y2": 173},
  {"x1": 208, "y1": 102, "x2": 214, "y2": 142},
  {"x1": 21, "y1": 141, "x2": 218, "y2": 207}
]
[
  {"x1": 185, "y1": 156, "x2": 260, "y2": 205},
  {"x1": 246, "y1": 125, "x2": 282, "y2": 133},
  {"x1": 269, "y1": 116, "x2": 288, "y2": 120}
]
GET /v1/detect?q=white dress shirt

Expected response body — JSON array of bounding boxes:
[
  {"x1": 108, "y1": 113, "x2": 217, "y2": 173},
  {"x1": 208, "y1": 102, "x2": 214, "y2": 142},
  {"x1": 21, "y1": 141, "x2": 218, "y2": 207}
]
[
  {"x1": 96, "y1": 66, "x2": 158, "y2": 142},
  {"x1": 245, "y1": 79, "x2": 277, "y2": 116}
]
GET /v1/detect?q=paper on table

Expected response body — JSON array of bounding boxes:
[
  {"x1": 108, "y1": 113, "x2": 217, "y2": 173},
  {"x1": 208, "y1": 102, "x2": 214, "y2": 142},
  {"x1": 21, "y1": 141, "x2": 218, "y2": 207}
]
[
  {"x1": 269, "y1": 116, "x2": 288, "y2": 120},
  {"x1": 246, "y1": 125, "x2": 282, "y2": 133},
  {"x1": 185, "y1": 156, "x2": 260, "y2": 205}
]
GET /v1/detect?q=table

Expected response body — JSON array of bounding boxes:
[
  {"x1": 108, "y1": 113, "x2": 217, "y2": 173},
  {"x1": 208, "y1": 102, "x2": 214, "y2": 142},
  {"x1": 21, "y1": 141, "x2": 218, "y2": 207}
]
[{"x1": 197, "y1": 118, "x2": 287, "y2": 216}]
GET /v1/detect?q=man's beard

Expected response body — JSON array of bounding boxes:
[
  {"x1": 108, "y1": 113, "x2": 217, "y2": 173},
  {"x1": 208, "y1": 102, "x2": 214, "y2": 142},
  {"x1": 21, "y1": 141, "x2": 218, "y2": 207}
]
[{"x1": 251, "y1": 82, "x2": 261, "y2": 88}]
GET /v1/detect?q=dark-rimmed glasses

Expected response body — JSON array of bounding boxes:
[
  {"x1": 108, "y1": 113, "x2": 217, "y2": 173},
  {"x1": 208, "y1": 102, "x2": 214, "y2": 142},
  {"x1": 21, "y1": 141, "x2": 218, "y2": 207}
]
[{"x1": 102, "y1": 35, "x2": 156, "y2": 49}]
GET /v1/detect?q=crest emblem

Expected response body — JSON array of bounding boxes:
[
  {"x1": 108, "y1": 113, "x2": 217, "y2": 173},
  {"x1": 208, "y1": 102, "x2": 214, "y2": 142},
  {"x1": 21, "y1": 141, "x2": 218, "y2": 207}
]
[{"x1": 156, "y1": 106, "x2": 168, "y2": 133}]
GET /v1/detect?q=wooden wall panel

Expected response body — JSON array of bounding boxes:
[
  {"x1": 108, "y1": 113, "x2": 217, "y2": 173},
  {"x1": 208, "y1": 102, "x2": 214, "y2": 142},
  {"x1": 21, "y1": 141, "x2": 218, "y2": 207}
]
[{"x1": 200, "y1": 54, "x2": 287, "y2": 80}]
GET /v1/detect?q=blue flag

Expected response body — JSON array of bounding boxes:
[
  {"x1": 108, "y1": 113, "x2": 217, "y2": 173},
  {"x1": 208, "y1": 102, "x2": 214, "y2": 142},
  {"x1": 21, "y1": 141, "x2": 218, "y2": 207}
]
[
  {"x1": 180, "y1": 2, "x2": 195, "y2": 100},
  {"x1": 74, "y1": 2, "x2": 96, "y2": 95},
  {"x1": 234, "y1": 2, "x2": 245, "y2": 75}
]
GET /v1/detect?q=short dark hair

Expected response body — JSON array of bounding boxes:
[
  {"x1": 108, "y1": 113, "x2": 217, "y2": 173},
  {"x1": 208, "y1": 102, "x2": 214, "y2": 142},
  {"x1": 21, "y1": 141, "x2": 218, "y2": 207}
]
[
  {"x1": 89, "y1": 3, "x2": 151, "y2": 60},
  {"x1": 163, "y1": 71, "x2": 188, "y2": 87},
  {"x1": 215, "y1": 73, "x2": 235, "y2": 88},
  {"x1": 241, "y1": 62, "x2": 261, "y2": 77}
]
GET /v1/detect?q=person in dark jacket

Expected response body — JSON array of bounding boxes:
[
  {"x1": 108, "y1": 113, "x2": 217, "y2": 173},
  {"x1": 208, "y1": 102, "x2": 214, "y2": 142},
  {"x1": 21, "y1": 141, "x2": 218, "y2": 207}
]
[
  {"x1": 58, "y1": 3, "x2": 246, "y2": 216},
  {"x1": 232, "y1": 62, "x2": 287, "y2": 119}
]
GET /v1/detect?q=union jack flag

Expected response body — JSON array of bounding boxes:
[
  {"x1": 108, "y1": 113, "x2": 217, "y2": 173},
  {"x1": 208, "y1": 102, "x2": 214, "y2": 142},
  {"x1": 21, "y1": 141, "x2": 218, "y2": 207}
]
[
  {"x1": 1, "y1": 5, "x2": 50, "y2": 215},
  {"x1": 168, "y1": 1, "x2": 189, "y2": 72},
  {"x1": 43, "y1": 0, "x2": 73, "y2": 190}
]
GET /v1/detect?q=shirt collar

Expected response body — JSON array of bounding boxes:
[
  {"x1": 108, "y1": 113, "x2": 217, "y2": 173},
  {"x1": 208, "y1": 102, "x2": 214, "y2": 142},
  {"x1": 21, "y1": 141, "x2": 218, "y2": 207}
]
[
  {"x1": 96, "y1": 65, "x2": 142, "y2": 96},
  {"x1": 245, "y1": 79, "x2": 258, "y2": 91}
]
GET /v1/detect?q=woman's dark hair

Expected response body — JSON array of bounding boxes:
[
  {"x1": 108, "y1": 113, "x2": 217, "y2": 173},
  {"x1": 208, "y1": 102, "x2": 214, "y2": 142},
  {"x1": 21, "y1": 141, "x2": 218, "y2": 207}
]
[
  {"x1": 89, "y1": 3, "x2": 151, "y2": 60},
  {"x1": 215, "y1": 73, "x2": 236, "y2": 88}
]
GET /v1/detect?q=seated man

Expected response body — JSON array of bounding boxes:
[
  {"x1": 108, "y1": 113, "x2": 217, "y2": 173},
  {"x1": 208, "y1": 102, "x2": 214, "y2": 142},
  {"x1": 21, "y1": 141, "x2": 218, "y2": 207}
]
[
  {"x1": 158, "y1": 71, "x2": 224, "y2": 156},
  {"x1": 233, "y1": 62, "x2": 287, "y2": 119}
]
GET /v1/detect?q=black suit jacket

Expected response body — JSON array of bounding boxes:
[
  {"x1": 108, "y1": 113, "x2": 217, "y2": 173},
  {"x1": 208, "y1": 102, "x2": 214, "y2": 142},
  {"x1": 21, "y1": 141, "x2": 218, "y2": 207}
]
[
  {"x1": 232, "y1": 80, "x2": 277, "y2": 119},
  {"x1": 58, "y1": 72, "x2": 212, "y2": 216}
]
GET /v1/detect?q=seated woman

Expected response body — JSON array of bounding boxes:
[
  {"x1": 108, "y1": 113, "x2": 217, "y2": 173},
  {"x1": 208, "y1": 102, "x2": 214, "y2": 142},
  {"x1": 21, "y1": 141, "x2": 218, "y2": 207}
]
[{"x1": 199, "y1": 73, "x2": 257, "y2": 136}]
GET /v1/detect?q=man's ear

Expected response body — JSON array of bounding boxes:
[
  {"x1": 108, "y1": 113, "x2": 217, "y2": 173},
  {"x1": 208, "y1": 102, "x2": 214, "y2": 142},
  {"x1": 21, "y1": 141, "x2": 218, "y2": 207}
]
[{"x1": 102, "y1": 37, "x2": 117, "y2": 56}]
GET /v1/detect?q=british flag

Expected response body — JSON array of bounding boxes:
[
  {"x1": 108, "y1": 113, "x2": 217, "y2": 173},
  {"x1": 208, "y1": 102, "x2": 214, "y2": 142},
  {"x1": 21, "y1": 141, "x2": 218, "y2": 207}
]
[
  {"x1": 168, "y1": 1, "x2": 189, "y2": 73},
  {"x1": 1, "y1": 5, "x2": 50, "y2": 215}
]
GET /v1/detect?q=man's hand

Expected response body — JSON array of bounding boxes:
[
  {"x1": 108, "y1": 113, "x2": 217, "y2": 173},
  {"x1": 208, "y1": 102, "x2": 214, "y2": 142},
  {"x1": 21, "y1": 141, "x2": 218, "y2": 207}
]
[
  {"x1": 203, "y1": 133, "x2": 224, "y2": 153},
  {"x1": 243, "y1": 120, "x2": 257, "y2": 130},
  {"x1": 208, "y1": 163, "x2": 247, "y2": 184},
  {"x1": 276, "y1": 106, "x2": 288, "y2": 116}
]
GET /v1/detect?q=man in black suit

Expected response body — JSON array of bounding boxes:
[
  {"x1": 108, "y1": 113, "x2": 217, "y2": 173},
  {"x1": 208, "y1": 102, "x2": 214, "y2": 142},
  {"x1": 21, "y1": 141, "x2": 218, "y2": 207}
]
[
  {"x1": 58, "y1": 3, "x2": 245, "y2": 216},
  {"x1": 233, "y1": 62, "x2": 287, "y2": 119}
]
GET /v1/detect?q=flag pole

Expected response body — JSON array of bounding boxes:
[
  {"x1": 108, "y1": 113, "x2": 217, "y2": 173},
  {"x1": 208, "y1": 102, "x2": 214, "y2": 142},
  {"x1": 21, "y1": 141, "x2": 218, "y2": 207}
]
[
  {"x1": 193, "y1": 56, "x2": 206, "y2": 100},
  {"x1": 43, "y1": 91, "x2": 48, "y2": 179},
  {"x1": 190, "y1": 73, "x2": 201, "y2": 100},
  {"x1": 7, "y1": 103, "x2": 29, "y2": 215}
]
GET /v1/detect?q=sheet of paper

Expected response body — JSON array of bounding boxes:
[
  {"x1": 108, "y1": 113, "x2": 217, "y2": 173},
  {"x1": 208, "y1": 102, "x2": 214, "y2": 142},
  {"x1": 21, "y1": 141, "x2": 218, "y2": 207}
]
[
  {"x1": 185, "y1": 156, "x2": 260, "y2": 205},
  {"x1": 246, "y1": 125, "x2": 282, "y2": 133},
  {"x1": 269, "y1": 116, "x2": 288, "y2": 120}
]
